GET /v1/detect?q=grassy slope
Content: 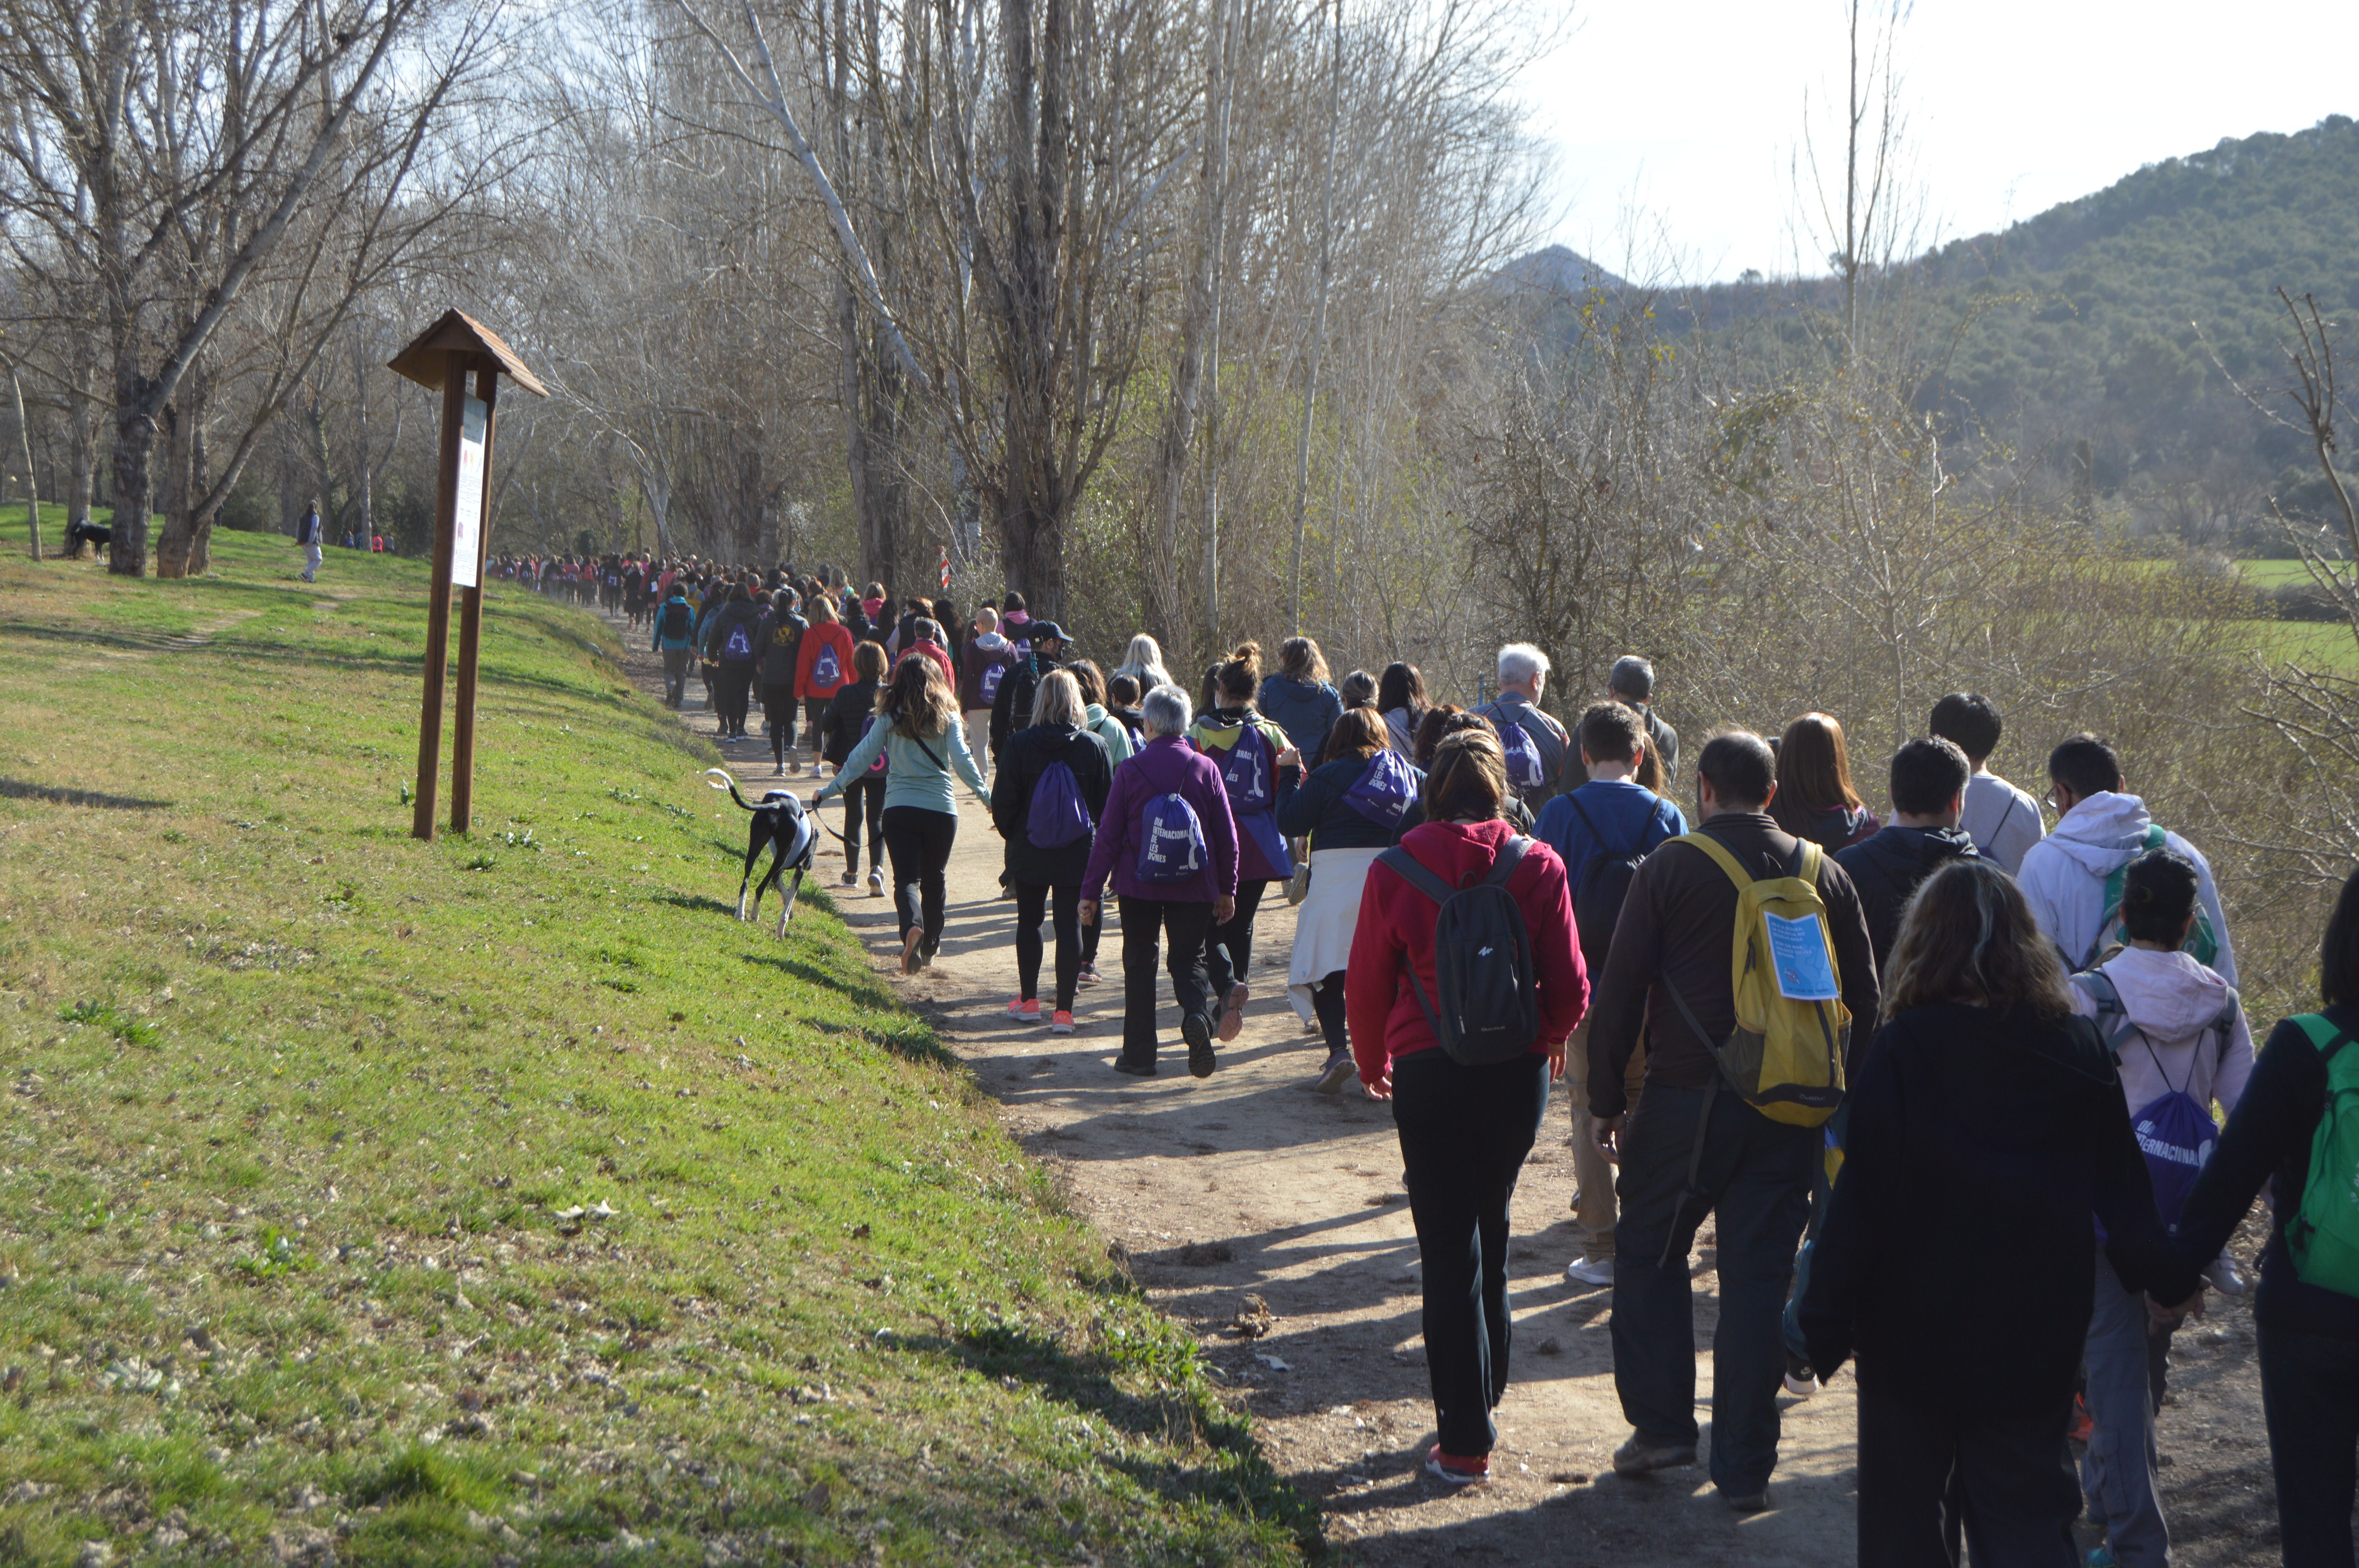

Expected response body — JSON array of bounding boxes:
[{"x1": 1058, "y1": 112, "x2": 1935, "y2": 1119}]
[{"x1": 0, "y1": 512, "x2": 1313, "y2": 1565}]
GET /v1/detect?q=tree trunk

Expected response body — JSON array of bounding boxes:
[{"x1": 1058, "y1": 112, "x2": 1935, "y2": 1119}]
[
  {"x1": 107, "y1": 363, "x2": 159, "y2": 575},
  {"x1": 65, "y1": 358, "x2": 94, "y2": 533},
  {"x1": 9, "y1": 360, "x2": 41, "y2": 560}
]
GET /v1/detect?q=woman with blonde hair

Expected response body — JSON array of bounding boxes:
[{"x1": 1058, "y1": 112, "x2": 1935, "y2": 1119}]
[
  {"x1": 1798, "y1": 858, "x2": 2175, "y2": 1563},
  {"x1": 1112, "y1": 633, "x2": 1176, "y2": 695},
  {"x1": 1771, "y1": 711, "x2": 1879, "y2": 849},
  {"x1": 814, "y1": 650, "x2": 990, "y2": 973},
  {"x1": 989, "y1": 670, "x2": 1113, "y2": 1032}
]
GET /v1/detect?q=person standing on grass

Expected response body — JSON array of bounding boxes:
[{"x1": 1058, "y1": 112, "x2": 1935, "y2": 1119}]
[
  {"x1": 1277, "y1": 706, "x2": 1422, "y2": 1093},
  {"x1": 990, "y1": 670, "x2": 1113, "y2": 1035},
  {"x1": 1797, "y1": 858, "x2": 2177, "y2": 1566},
  {"x1": 813, "y1": 651, "x2": 989, "y2": 973},
  {"x1": 1587, "y1": 729, "x2": 1878, "y2": 1512},
  {"x1": 959, "y1": 606, "x2": 1017, "y2": 779},
  {"x1": 651, "y1": 581, "x2": 699, "y2": 709},
  {"x1": 819, "y1": 640, "x2": 890, "y2": 895},
  {"x1": 2067, "y1": 848, "x2": 2254, "y2": 1568},
  {"x1": 1530, "y1": 701, "x2": 1687, "y2": 1290},
  {"x1": 2163, "y1": 862, "x2": 2359, "y2": 1568},
  {"x1": 1345, "y1": 727, "x2": 1587, "y2": 1486},
  {"x1": 1474, "y1": 644, "x2": 1572, "y2": 809},
  {"x1": 2019, "y1": 733, "x2": 2239, "y2": 986},
  {"x1": 1079, "y1": 684, "x2": 1238, "y2": 1080},
  {"x1": 295, "y1": 499, "x2": 324, "y2": 583},
  {"x1": 796, "y1": 596, "x2": 858, "y2": 773},
  {"x1": 1190, "y1": 643, "x2": 1300, "y2": 1046},
  {"x1": 1930, "y1": 691, "x2": 2045, "y2": 873},
  {"x1": 1770, "y1": 712, "x2": 1881, "y2": 850}
]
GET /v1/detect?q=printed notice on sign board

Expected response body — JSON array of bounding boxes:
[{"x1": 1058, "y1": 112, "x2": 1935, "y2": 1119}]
[
  {"x1": 449, "y1": 395, "x2": 488, "y2": 588},
  {"x1": 1765, "y1": 913, "x2": 1840, "y2": 1002}
]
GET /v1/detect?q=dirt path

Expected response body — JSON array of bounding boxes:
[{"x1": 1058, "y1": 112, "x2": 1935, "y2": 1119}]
[{"x1": 590, "y1": 603, "x2": 2281, "y2": 1567}]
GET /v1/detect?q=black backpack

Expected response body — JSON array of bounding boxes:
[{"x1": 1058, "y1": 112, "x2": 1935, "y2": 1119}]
[
  {"x1": 1374, "y1": 836, "x2": 1544, "y2": 1066},
  {"x1": 660, "y1": 600, "x2": 691, "y2": 639},
  {"x1": 1565, "y1": 795, "x2": 1662, "y2": 976}
]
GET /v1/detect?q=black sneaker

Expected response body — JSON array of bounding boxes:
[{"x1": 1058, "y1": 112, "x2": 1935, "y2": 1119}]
[
  {"x1": 1183, "y1": 1012, "x2": 1218, "y2": 1078},
  {"x1": 1114, "y1": 1058, "x2": 1157, "y2": 1078}
]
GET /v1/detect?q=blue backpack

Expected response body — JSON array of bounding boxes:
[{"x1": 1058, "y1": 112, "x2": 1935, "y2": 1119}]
[
  {"x1": 1491, "y1": 710, "x2": 1548, "y2": 795},
  {"x1": 1026, "y1": 759, "x2": 1094, "y2": 849},
  {"x1": 2078, "y1": 965, "x2": 2238, "y2": 1230},
  {"x1": 1137, "y1": 791, "x2": 1208, "y2": 883},
  {"x1": 1217, "y1": 720, "x2": 1276, "y2": 809},
  {"x1": 721, "y1": 619, "x2": 754, "y2": 663},
  {"x1": 1344, "y1": 750, "x2": 1418, "y2": 826},
  {"x1": 980, "y1": 660, "x2": 1008, "y2": 703},
  {"x1": 811, "y1": 644, "x2": 841, "y2": 687}
]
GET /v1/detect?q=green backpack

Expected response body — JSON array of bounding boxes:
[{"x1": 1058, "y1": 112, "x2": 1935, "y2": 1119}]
[
  {"x1": 2087, "y1": 825, "x2": 2220, "y2": 969},
  {"x1": 2288, "y1": 1013, "x2": 2359, "y2": 1298}
]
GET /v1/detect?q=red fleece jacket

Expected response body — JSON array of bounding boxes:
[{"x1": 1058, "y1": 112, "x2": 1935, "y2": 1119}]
[{"x1": 1344, "y1": 819, "x2": 1588, "y2": 1090}]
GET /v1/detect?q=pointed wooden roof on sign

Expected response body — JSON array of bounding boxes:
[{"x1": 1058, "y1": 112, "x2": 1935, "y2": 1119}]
[{"x1": 387, "y1": 309, "x2": 549, "y2": 397}]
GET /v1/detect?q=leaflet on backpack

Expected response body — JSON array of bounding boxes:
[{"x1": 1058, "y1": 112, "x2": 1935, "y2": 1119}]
[{"x1": 1765, "y1": 913, "x2": 1840, "y2": 1002}]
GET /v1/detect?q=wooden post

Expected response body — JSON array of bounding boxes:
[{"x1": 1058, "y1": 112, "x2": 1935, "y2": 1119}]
[
  {"x1": 389, "y1": 310, "x2": 547, "y2": 844},
  {"x1": 412, "y1": 361, "x2": 467, "y2": 841},
  {"x1": 451, "y1": 358, "x2": 501, "y2": 835}
]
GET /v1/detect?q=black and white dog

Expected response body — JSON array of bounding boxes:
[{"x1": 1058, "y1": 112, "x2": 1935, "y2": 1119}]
[{"x1": 704, "y1": 768, "x2": 818, "y2": 935}]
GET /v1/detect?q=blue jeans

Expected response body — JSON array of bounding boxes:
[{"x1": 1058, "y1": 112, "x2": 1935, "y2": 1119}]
[
  {"x1": 1612, "y1": 1081, "x2": 1814, "y2": 1495},
  {"x1": 2259, "y1": 1321, "x2": 2359, "y2": 1568},
  {"x1": 1392, "y1": 1049, "x2": 1550, "y2": 1458}
]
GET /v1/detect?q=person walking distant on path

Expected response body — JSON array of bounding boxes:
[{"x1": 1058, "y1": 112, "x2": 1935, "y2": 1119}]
[
  {"x1": 819, "y1": 640, "x2": 889, "y2": 894},
  {"x1": 960, "y1": 606, "x2": 1017, "y2": 778},
  {"x1": 1256, "y1": 636, "x2": 1343, "y2": 769},
  {"x1": 1587, "y1": 729, "x2": 1877, "y2": 1512},
  {"x1": 1797, "y1": 859, "x2": 2177, "y2": 1564},
  {"x1": 1531, "y1": 701, "x2": 1688, "y2": 1288},
  {"x1": 1606, "y1": 656, "x2": 1677, "y2": 793},
  {"x1": 1929, "y1": 692, "x2": 2045, "y2": 873},
  {"x1": 1345, "y1": 727, "x2": 1587, "y2": 1486},
  {"x1": 1474, "y1": 644, "x2": 1573, "y2": 809},
  {"x1": 651, "y1": 581, "x2": 699, "y2": 709},
  {"x1": 795, "y1": 595, "x2": 858, "y2": 773},
  {"x1": 2019, "y1": 733, "x2": 2238, "y2": 985},
  {"x1": 1190, "y1": 644, "x2": 1301, "y2": 1043},
  {"x1": 1079, "y1": 685, "x2": 1238, "y2": 1080}
]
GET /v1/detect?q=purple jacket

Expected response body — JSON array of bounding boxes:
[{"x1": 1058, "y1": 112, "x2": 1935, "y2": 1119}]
[{"x1": 1081, "y1": 735, "x2": 1239, "y2": 905}]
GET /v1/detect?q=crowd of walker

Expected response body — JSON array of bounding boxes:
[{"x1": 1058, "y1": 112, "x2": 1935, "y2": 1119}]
[{"x1": 562, "y1": 554, "x2": 2359, "y2": 1568}]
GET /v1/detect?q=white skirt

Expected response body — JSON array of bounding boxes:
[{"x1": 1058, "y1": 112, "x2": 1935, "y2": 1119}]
[{"x1": 1288, "y1": 845, "x2": 1386, "y2": 1022}]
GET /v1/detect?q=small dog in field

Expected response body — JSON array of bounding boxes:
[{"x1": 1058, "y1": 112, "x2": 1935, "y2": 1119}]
[{"x1": 704, "y1": 768, "x2": 818, "y2": 935}]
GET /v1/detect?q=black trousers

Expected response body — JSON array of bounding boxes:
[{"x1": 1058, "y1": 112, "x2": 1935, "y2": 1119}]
[
  {"x1": 2259, "y1": 1322, "x2": 2359, "y2": 1568},
  {"x1": 805, "y1": 697, "x2": 830, "y2": 755},
  {"x1": 762, "y1": 684, "x2": 797, "y2": 760},
  {"x1": 1392, "y1": 1048, "x2": 1551, "y2": 1458},
  {"x1": 1014, "y1": 882, "x2": 1081, "y2": 1010},
  {"x1": 1205, "y1": 877, "x2": 1269, "y2": 1000},
  {"x1": 1311, "y1": 970, "x2": 1349, "y2": 1057},
  {"x1": 1116, "y1": 895, "x2": 1214, "y2": 1067},
  {"x1": 840, "y1": 778, "x2": 884, "y2": 874},
  {"x1": 881, "y1": 804, "x2": 956, "y2": 945},
  {"x1": 1855, "y1": 1386, "x2": 2080, "y2": 1567},
  {"x1": 714, "y1": 664, "x2": 754, "y2": 733}
]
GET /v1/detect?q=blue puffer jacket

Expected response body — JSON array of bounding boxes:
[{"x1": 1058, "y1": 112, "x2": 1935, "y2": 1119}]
[{"x1": 1256, "y1": 673, "x2": 1343, "y2": 762}]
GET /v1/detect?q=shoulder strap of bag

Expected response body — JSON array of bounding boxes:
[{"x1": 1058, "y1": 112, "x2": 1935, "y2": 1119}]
[
  {"x1": 2293, "y1": 1012, "x2": 2356, "y2": 1065},
  {"x1": 1483, "y1": 835, "x2": 1534, "y2": 890},
  {"x1": 906, "y1": 729, "x2": 945, "y2": 771},
  {"x1": 1568, "y1": 793, "x2": 1612, "y2": 855},
  {"x1": 1676, "y1": 829, "x2": 1753, "y2": 890},
  {"x1": 1376, "y1": 845, "x2": 1456, "y2": 907},
  {"x1": 2075, "y1": 967, "x2": 2140, "y2": 1060}
]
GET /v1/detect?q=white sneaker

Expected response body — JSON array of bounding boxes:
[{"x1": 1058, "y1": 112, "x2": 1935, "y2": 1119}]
[
  {"x1": 1783, "y1": 1357, "x2": 1820, "y2": 1397},
  {"x1": 2203, "y1": 1253, "x2": 2249, "y2": 1298},
  {"x1": 867, "y1": 871, "x2": 883, "y2": 897},
  {"x1": 1563, "y1": 1256, "x2": 1614, "y2": 1289}
]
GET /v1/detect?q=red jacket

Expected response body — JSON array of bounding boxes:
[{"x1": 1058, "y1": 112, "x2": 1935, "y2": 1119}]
[
  {"x1": 909, "y1": 638, "x2": 956, "y2": 693},
  {"x1": 1345, "y1": 819, "x2": 1588, "y2": 1090},
  {"x1": 795, "y1": 622, "x2": 858, "y2": 700}
]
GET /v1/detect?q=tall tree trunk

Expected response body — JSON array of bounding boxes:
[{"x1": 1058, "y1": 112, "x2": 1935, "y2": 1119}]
[
  {"x1": 65, "y1": 356, "x2": 94, "y2": 533},
  {"x1": 353, "y1": 331, "x2": 373, "y2": 545},
  {"x1": 1289, "y1": 0, "x2": 1341, "y2": 632},
  {"x1": 107, "y1": 359, "x2": 160, "y2": 575},
  {"x1": 155, "y1": 368, "x2": 218, "y2": 577},
  {"x1": 9, "y1": 359, "x2": 41, "y2": 560}
]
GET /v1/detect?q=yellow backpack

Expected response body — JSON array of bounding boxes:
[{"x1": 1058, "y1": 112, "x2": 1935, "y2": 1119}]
[{"x1": 1664, "y1": 833, "x2": 1850, "y2": 1128}]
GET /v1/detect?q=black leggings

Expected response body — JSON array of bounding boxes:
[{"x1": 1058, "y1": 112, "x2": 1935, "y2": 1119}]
[
  {"x1": 763, "y1": 684, "x2": 798, "y2": 761},
  {"x1": 1205, "y1": 877, "x2": 1270, "y2": 1000},
  {"x1": 1312, "y1": 969, "x2": 1349, "y2": 1058},
  {"x1": 714, "y1": 664, "x2": 754, "y2": 733},
  {"x1": 1014, "y1": 882, "x2": 1081, "y2": 1010},
  {"x1": 881, "y1": 804, "x2": 957, "y2": 945},
  {"x1": 841, "y1": 777, "x2": 884, "y2": 873}
]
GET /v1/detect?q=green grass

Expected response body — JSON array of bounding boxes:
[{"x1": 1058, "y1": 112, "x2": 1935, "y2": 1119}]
[
  {"x1": 2237, "y1": 557, "x2": 2356, "y2": 590},
  {"x1": 0, "y1": 509, "x2": 1315, "y2": 1564}
]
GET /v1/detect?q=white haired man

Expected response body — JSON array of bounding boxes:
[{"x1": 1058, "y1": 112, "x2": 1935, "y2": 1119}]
[{"x1": 1475, "y1": 643, "x2": 1572, "y2": 807}]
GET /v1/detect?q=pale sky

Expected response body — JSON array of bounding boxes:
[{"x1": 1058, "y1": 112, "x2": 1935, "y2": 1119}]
[{"x1": 1520, "y1": 0, "x2": 2359, "y2": 285}]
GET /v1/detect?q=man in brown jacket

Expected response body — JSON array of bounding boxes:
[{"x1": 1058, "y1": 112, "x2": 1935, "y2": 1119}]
[{"x1": 1586, "y1": 728, "x2": 1878, "y2": 1512}]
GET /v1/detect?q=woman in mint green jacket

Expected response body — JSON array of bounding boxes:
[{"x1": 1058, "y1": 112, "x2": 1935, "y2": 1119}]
[{"x1": 814, "y1": 650, "x2": 990, "y2": 973}]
